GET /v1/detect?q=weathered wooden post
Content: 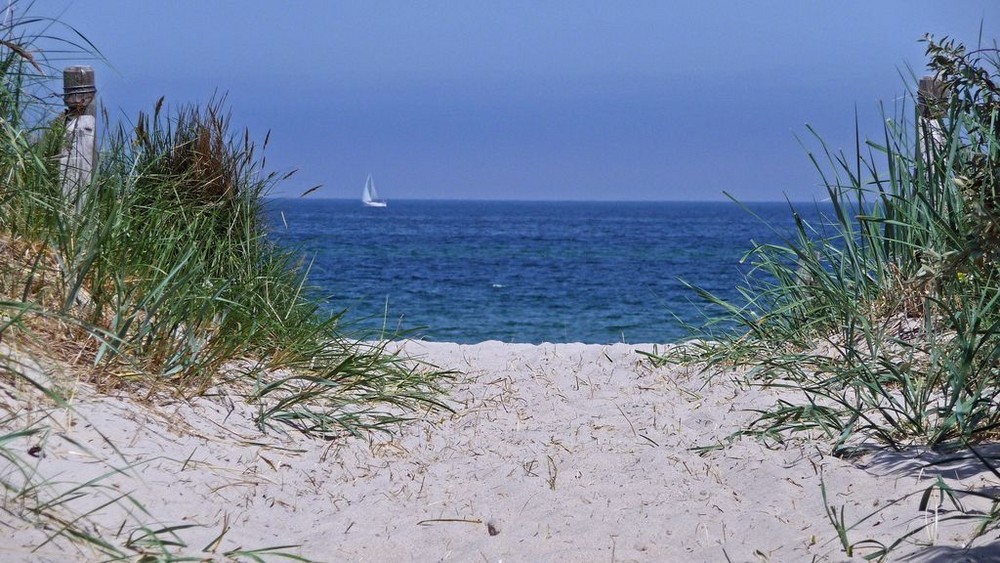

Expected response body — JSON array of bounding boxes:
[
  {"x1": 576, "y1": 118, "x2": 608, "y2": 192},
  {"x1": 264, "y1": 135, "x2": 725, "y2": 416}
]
[
  {"x1": 917, "y1": 76, "x2": 947, "y2": 171},
  {"x1": 59, "y1": 65, "x2": 97, "y2": 211}
]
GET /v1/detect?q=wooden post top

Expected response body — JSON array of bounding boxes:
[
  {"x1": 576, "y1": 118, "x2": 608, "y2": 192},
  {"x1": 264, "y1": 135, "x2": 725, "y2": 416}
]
[
  {"x1": 63, "y1": 65, "x2": 96, "y2": 115},
  {"x1": 918, "y1": 76, "x2": 948, "y2": 119}
]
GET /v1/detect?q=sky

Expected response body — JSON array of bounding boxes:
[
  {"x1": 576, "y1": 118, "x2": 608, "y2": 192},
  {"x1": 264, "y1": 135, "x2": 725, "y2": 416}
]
[{"x1": 29, "y1": 2, "x2": 1000, "y2": 201}]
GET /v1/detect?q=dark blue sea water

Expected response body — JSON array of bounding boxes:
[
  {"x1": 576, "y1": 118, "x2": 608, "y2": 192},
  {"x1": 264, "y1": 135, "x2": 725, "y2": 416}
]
[{"x1": 264, "y1": 199, "x2": 829, "y2": 344}]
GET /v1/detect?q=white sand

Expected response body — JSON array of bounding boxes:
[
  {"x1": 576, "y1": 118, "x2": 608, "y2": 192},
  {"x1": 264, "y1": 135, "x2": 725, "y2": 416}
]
[{"x1": 4, "y1": 341, "x2": 1000, "y2": 561}]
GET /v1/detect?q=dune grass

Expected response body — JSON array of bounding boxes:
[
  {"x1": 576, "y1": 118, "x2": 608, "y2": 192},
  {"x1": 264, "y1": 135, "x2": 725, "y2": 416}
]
[
  {"x1": 0, "y1": 7, "x2": 449, "y2": 560},
  {"x1": 659, "y1": 35, "x2": 1000, "y2": 558}
]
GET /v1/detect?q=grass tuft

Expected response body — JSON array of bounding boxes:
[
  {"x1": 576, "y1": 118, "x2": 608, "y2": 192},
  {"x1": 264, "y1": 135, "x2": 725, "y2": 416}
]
[
  {"x1": 655, "y1": 34, "x2": 1000, "y2": 557},
  {"x1": 0, "y1": 4, "x2": 450, "y2": 560}
]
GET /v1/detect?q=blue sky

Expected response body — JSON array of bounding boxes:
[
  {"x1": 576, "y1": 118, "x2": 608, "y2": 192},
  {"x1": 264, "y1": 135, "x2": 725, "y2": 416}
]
[{"x1": 39, "y1": 2, "x2": 999, "y2": 201}]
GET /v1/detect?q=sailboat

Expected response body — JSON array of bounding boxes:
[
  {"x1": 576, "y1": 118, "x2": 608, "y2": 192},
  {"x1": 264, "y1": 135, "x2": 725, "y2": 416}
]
[{"x1": 361, "y1": 174, "x2": 387, "y2": 208}]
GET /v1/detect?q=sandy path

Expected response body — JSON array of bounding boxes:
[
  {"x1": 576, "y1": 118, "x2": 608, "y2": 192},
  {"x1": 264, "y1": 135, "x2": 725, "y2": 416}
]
[{"x1": 4, "y1": 341, "x2": 1000, "y2": 561}]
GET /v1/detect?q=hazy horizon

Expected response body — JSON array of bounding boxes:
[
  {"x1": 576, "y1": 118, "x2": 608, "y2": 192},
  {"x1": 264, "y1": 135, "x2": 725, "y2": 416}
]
[{"x1": 265, "y1": 194, "x2": 830, "y2": 204}]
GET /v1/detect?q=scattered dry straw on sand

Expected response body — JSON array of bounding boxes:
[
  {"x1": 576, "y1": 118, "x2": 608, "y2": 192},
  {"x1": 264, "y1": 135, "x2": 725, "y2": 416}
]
[{"x1": 4, "y1": 341, "x2": 1000, "y2": 561}]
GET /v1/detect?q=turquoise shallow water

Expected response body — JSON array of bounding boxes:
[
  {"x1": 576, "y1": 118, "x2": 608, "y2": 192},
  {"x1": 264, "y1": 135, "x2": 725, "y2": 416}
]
[{"x1": 264, "y1": 199, "x2": 830, "y2": 344}]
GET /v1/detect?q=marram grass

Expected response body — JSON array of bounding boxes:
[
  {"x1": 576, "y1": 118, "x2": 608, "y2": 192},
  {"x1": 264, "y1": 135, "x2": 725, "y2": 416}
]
[
  {"x1": 0, "y1": 6, "x2": 448, "y2": 561},
  {"x1": 660, "y1": 36, "x2": 1000, "y2": 559}
]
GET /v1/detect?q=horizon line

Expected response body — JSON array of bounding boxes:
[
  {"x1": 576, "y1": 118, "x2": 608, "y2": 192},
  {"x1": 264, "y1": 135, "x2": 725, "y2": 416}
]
[{"x1": 263, "y1": 195, "x2": 830, "y2": 204}]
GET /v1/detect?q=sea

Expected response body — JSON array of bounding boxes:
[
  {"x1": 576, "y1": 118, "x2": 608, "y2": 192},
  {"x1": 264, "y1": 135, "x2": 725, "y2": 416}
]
[{"x1": 264, "y1": 199, "x2": 832, "y2": 344}]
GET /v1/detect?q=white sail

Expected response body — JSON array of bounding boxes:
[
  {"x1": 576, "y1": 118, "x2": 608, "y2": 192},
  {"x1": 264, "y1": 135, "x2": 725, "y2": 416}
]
[{"x1": 362, "y1": 174, "x2": 387, "y2": 207}]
